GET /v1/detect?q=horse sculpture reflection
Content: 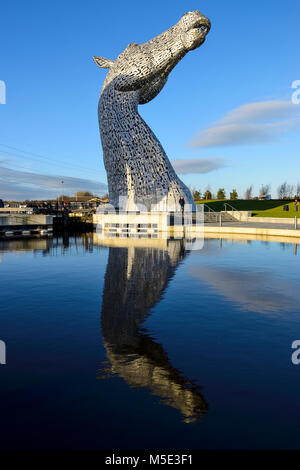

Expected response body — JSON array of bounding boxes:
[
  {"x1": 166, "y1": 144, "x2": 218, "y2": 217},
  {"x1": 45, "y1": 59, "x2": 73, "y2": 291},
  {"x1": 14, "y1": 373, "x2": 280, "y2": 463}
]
[
  {"x1": 94, "y1": 11, "x2": 211, "y2": 211},
  {"x1": 99, "y1": 238, "x2": 208, "y2": 422}
]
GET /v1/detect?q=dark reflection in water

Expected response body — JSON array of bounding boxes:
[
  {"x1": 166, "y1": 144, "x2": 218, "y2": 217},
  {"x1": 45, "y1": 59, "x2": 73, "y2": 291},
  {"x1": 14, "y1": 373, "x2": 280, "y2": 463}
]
[
  {"x1": 0, "y1": 233, "x2": 97, "y2": 256},
  {"x1": 99, "y1": 238, "x2": 208, "y2": 423}
]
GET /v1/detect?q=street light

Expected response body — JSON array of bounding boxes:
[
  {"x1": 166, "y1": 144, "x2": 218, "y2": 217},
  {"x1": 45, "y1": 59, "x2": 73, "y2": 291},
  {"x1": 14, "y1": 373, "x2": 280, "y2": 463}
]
[{"x1": 61, "y1": 180, "x2": 64, "y2": 204}]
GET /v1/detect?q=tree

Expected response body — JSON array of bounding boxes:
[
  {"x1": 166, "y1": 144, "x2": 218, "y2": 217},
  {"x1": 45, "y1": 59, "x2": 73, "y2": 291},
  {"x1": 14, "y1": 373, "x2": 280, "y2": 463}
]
[
  {"x1": 259, "y1": 184, "x2": 271, "y2": 196},
  {"x1": 204, "y1": 188, "x2": 212, "y2": 200},
  {"x1": 245, "y1": 185, "x2": 253, "y2": 200},
  {"x1": 75, "y1": 191, "x2": 93, "y2": 197},
  {"x1": 277, "y1": 182, "x2": 294, "y2": 199},
  {"x1": 286, "y1": 184, "x2": 294, "y2": 198},
  {"x1": 217, "y1": 188, "x2": 226, "y2": 199},
  {"x1": 56, "y1": 195, "x2": 70, "y2": 201},
  {"x1": 295, "y1": 183, "x2": 300, "y2": 198},
  {"x1": 192, "y1": 189, "x2": 201, "y2": 201},
  {"x1": 230, "y1": 189, "x2": 238, "y2": 200},
  {"x1": 278, "y1": 182, "x2": 288, "y2": 199}
]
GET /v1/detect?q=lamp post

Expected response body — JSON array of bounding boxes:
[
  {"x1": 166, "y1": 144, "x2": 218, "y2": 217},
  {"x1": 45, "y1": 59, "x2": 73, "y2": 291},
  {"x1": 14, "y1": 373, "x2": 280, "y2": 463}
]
[{"x1": 61, "y1": 180, "x2": 64, "y2": 206}]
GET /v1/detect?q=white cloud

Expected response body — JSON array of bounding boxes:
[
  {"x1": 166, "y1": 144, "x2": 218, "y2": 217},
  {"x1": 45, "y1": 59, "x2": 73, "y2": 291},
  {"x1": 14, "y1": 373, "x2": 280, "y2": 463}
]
[
  {"x1": 0, "y1": 165, "x2": 107, "y2": 200},
  {"x1": 189, "y1": 100, "x2": 300, "y2": 148},
  {"x1": 190, "y1": 265, "x2": 297, "y2": 314},
  {"x1": 172, "y1": 157, "x2": 227, "y2": 174}
]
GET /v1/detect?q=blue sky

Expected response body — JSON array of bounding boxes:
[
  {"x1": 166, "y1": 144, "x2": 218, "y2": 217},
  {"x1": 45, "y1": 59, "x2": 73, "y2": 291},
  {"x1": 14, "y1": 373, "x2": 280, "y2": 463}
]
[{"x1": 0, "y1": 0, "x2": 299, "y2": 199}]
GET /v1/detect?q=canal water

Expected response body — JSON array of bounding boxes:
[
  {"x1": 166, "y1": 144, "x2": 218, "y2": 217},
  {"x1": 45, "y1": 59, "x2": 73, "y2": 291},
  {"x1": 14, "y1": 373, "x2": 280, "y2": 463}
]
[{"x1": 0, "y1": 233, "x2": 299, "y2": 449}]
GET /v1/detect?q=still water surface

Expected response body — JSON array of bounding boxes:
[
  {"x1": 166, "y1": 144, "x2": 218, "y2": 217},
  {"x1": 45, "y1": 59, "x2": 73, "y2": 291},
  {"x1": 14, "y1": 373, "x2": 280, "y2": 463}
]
[{"x1": 0, "y1": 234, "x2": 300, "y2": 449}]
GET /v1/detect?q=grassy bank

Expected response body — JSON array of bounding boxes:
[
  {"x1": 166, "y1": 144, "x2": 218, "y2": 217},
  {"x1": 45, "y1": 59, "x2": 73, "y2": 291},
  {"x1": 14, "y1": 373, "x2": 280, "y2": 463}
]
[{"x1": 195, "y1": 199, "x2": 300, "y2": 218}]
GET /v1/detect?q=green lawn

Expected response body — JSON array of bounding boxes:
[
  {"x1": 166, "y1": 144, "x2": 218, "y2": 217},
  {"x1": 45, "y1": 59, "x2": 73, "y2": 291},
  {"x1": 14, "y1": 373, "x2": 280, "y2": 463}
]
[{"x1": 195, "y1": 199, "x2": 300, "y2": 218}]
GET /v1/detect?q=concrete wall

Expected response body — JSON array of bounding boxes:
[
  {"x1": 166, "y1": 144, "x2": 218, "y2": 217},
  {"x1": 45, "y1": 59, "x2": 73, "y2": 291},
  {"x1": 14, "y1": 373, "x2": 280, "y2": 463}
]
[
  {"x1": 247, "y1": 216, "x2": 296, "y2": 224},
  {"x1": 93, "y1": 211, "x2": 204, "y2": 235},
  {"x1": 0, "y1": 214, "x2": 54, "y2": 226},
  {"x1": 0, "y1": 207, "x2": 33, "y2": 214},
  {"x1": 222, "y1": 212, "x2": 298, "y2": 224},
  {"x1": 221, "y1": 211, "x2": 252, "y2": 221},
  {"x1": 203, "y1": 225, "x2": 300, "y2": 239}
]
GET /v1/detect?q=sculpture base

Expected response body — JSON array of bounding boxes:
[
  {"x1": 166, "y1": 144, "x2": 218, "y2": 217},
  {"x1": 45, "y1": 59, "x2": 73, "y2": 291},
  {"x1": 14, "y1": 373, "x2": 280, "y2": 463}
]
[{"x1": 93, "y1": 211, "x2": 204, "y2": 238}]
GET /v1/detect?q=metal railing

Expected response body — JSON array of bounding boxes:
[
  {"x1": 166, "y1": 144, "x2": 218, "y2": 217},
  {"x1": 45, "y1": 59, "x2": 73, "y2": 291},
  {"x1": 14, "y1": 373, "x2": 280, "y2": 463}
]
[
  {"x1": 223, "y1": 203, "x2": 243, "y2": 221},
  {"x1": 196, "y1": 203, "x2": 246, "y2": 224},
  {"x1": 202, "y1": 204, "x2": 216, "y2": 213},
  {"x1": 200, "y1": 204, "x2": 219, "y2": 223}
]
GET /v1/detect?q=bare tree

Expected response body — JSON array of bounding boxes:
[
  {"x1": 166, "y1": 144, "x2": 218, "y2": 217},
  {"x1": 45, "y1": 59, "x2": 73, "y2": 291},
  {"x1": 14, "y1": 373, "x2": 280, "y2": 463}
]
[
  {"x1": 286, "y1": 184, "x2": 294, "y2": 198},
  {"x1": 278, "y1": 182, "x2": 288, "y2": 199},
  {"x1": 245, "y1": 185, "x2": 253, "y2": 200},
  {"x1": 259, "y1": 184, "x2": 271, "y2": 196},
  {"x1": 296, "y1": 183, "x2": 300, "y2": 198}
]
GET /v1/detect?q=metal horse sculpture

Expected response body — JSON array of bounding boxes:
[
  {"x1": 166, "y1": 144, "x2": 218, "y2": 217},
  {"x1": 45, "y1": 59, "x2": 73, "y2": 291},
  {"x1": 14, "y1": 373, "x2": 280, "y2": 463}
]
[{"x1": 94, "y1": 10, "x2": 211, "y2": 211}]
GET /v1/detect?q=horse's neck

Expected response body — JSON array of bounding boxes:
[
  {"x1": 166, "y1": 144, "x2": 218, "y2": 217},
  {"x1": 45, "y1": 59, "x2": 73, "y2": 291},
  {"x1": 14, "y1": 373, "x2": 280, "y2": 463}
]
[
  {"x1": 101, "y1": 86, "x2": 138, "y2": 114},
  {"x1": 99, "y1": 87, "x2": 146, "y2": 135}
]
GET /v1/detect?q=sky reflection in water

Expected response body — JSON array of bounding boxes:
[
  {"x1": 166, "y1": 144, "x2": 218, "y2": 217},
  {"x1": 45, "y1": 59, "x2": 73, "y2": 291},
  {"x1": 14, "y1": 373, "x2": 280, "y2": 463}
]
[{"x1": 0, "y1": 234, "x2": 299, "y2": 449}]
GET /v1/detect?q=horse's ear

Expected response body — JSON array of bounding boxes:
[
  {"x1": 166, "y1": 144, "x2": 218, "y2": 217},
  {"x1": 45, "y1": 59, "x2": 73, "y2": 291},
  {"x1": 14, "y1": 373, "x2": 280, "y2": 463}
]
[{"x1": 93, "y1": 56, "x2": 115, "y2": 69}]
